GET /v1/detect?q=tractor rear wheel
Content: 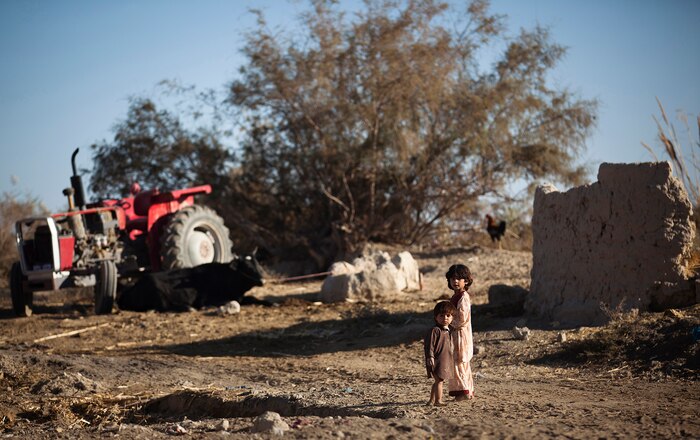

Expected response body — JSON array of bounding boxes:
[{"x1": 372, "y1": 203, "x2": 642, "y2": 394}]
[
  {"x1": 10, "y1": 262, "x2": 33, "y2": 317},
  {"x1": 94, "y1": 260, "x2": 117, "y2": 315},
  {"x1": 160, "y1": 205, "x2": 233, "y2": 270}
]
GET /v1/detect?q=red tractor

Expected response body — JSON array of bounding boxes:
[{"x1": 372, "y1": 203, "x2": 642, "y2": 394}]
[{"x1": 10, "y1": 148, "x2": 233, "y2": 317}]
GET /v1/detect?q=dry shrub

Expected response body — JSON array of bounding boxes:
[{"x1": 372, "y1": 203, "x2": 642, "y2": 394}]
[
  {"x1": 0, "y1": 192, "x2": 47, "y2": 288},
  {"x1": 642, "y1": 99, "x2": 700, "y2": 222},
  {"x1": 684, "y1": 247, "x2": 700, "y2": 278},
  {"x1": 599, "y1": 299, "x2": 639, "y2": 323}
]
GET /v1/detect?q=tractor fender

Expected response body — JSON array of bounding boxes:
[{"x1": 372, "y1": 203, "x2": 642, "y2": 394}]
[{"x1": 160, "y1": 184, "x2": 212, "y2": 202}]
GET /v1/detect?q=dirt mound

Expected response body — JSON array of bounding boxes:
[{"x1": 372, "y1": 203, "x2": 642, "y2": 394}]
[{"x1": 533, "y1": 304, "x2": 700, "y2": 380}]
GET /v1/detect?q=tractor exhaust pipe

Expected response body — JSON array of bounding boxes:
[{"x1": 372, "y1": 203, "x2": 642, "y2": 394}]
[{"x1": 70, "y1": 148, "x2": 87, "y2": 209}]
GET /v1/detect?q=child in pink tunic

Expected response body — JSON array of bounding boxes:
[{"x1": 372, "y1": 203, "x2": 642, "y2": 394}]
[{"x1": 445, "y1": 263, "x2": 475, "y2": 400}]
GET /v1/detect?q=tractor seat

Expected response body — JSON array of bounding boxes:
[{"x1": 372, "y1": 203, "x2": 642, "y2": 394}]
[
  {"x1": 126, "y1": 217, "x2": 148, "y2": 232},
  {"x1": 133, "y1": 189, "x2": 158, "y2": 217}
]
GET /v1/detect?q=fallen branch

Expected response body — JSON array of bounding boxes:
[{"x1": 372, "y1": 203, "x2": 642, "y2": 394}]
[
  {"x1": 105, "y1": 340, "x2": 153, "y2": 350},
  {"x1": 118, "y1": 339, "x2": 152, "y2": 347},
  {"x1": 606, "y1": 365, "x2": 629, "y2": 373},
  {"x1": 33, "y1": 323, "x2": 110, "y2": 343}
]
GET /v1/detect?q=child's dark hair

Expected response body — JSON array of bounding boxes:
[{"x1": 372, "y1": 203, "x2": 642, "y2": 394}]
[
  {"x1": 433, "y1": 300, "x2": 457, "y2": 317},
  {"x1": 445, "y1": 264, "x2": 473, "y2": 289}
]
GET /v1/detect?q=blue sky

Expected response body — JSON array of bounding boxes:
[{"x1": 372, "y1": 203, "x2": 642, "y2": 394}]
[{"x1": 1, "y1": 0, "x2": 698, "y2": 211}]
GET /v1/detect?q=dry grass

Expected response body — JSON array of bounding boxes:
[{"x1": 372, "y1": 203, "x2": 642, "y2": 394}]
[
  {"x1": 642, "y1": 100, "x2": 700, "y2": 278},
  {"x1": 684, "y1": 248, "x2": 700, "y2": 278},
  {"x1": 534, "y1": 304, "x2": 700, "y2": 380},
  {"x1": 642, "y1": 98, "x2": 700, "y2": 220}
]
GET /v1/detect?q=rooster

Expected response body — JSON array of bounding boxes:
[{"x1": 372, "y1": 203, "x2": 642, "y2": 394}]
[{"x1": 485, "y1": 214, "x2": 506, "y2": 246}]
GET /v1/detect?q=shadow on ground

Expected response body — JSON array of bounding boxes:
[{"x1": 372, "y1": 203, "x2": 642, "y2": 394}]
[
  {"x1": 145, "y1": 301, "x2": 553, "y2": 358},
  {"x1": 149, "y1": 309, "x2": 432, "y2": 358}
]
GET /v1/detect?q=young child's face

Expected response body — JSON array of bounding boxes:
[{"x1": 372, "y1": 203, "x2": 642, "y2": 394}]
[
  {"x1": 449, "y1": 276, "x2": 467, "y2": 291},
  {"x1": 436, "y1": 312, "x2": 453, "y2": 327}
]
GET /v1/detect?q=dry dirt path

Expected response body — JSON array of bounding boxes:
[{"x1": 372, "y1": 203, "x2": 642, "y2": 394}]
[{"x1": 0, "y1": 246, "x2": 698, "y2": 439}]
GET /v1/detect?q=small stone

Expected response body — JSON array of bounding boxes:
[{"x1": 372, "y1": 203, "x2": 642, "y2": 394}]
[
  {"x1": 165, "y1": 423, "x2": 188, "y2": 435},
  {"x1": 335, "y1": 431, "x2": 346, "y2": 438},
  {"x1": 420, "y1": 424, "x2": 435, "y2": 434},
  {"x1": 474, "y1": 344, "x2": 486, "y2": 355},
  {"x1": 512, "y1": 326, "x2": 531, "y2": 341},
  {"x1": 217, "y1": 300, "x2": 241, "y2": 316},
  {"x1": 251, "y1": 411, "x2": 290, "y2": 435},
  {"x1": 219, "y1": 419, "x2": 230, "y2": 431},
  {"x1": 557, "y1": 331, "x2": 567, "y2": 342}
]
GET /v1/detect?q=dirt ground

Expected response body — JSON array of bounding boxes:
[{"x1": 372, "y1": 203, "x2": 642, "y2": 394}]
[{"x1": 1, "y1": 245, "x2": 698, "y2": 439}]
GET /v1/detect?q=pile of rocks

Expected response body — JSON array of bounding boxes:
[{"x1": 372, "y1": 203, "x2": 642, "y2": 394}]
[{"x1": 320, "y1": 250, "x2": 421, "y2": 303}]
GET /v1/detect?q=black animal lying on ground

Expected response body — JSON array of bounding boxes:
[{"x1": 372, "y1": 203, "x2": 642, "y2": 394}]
[{"x1": 117, "y1": 254, "x2": 267, "y2": 312}]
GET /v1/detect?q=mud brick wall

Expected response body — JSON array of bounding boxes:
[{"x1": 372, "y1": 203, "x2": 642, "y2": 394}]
[{"x1": 525, "y1": 162, "x2": 695, "y2": 325}]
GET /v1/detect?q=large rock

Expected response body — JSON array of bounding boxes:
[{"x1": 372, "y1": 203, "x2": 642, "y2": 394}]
[
  {"x1": 392, "y1": 251, "x2": 422, "y2": 291},
  {"x1": 320, "y1": 250, "x2": 420, "y2": 302},
  {"x1": 526, "y1": 162, "x2": 695, "y2": 326}
]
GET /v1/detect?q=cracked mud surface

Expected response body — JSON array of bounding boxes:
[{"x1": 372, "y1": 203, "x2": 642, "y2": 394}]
[{"x1": 0, "y1": 246, "x2": 698, "y2": 438}]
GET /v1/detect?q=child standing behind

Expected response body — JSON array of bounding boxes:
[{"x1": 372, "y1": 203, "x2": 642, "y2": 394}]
[
  {"x1": 445, "y1": 263, "x2": 475, "y2": 400},
  {"x1": 424, "y1": 300, "x2": 456, "y2": 406}
]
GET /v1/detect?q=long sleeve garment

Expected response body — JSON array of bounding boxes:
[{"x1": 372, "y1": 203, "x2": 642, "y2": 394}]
[
  {"x1": 449, "y1": 291, "x2": 474, "y2": 396},
  {"x1": 424, "y1": 325, "x2": 453, "y2": 380}
]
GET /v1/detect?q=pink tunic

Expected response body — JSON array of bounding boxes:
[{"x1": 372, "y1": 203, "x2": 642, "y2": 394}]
[{"x1": 449, "y1": 291, "x2": 474, "y2": 396}]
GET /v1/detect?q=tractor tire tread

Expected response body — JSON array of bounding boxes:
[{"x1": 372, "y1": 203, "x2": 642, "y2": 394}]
[{"x1": 160, "y1": 205, "x2": 233, "y2": 270}]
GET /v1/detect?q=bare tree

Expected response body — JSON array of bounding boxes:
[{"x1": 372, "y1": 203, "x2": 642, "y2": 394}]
[{"x1": 226, "y1": 0, "x2": 597, "y2": 266}]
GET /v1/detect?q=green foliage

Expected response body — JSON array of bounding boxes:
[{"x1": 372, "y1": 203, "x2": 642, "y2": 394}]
[
  {"x1": 89, "y1": 98, "x2": 234, "y2": 204},
  {"x1": 225, "y1": 0, "x2": 597, "y2": 264}
]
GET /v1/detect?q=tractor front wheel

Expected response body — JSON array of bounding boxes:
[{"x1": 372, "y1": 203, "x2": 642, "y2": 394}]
[
  {"x1": 94, "y1": 260, "x2": 117, "y2": 315},
  {"x1": 10, "y1": 262, "x2": 32, "y2": 317},
  {"x1": 160, "y1": 205, "x2": 233, "y2": 270}
]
